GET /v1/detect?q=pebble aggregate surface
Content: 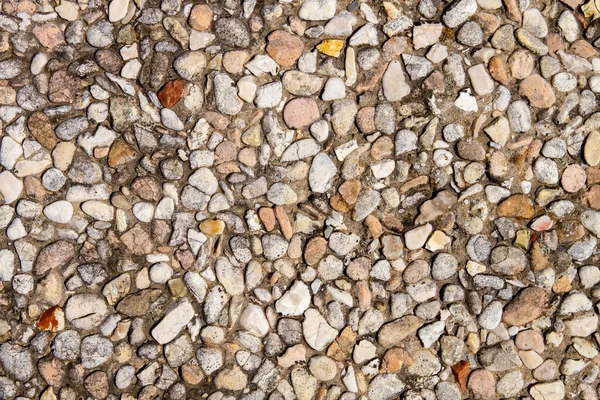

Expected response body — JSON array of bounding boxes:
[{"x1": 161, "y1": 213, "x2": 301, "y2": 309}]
[{"x1": 2, "y1": 0, "x2": 600, "y2": 399}]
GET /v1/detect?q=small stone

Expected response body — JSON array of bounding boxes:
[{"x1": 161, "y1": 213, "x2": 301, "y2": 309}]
[
  {"x1": 0, "y1": 171, "x2": 23, "y2": 203},
  {"x1": 108, "y1": 0, "x2": 129, "y2": 22},
  {"x1": 33, "y1": 23, "x2": 64, "y2": 49},
  {"x1": 497, "y1": 194, "x2": 535, "y2": 219},
  {"x1": 561, "y1": 164, "x2": 586, "y2": 192},
  {"x1": 503, "y1": 287, "x2": 547, "y2": 326},
  {"x1": 316, "y1": 39, "x2": 344, "y2": 57},
  {"x1": 283, "y1": 97, "x2": 320, "y2": 128},
  {"x1": 303, "y1": 309, "x2": 337, "y2": 351},
  {"x1": 404, "y1": 223, "x2": 433, "y2": 250},
  {"x1": 530, "y1": 381, "x2": 565, "y2": 400},
  {"x1": 151, "y1": 301, "x2": 195, "y2": 344},
  {"x1": 158, "y1": 79, "x2": 185, "y2": 108},
  {"x1": 468, "y1": 64, "x2": 494, "y2": 96},
  {"x1": 65, "y1": 294, "x2": 108, "y2": 330},
  {"x1": 0, "y1": 343, "x2": 33, "y2": 381},
  {"x1": 442, "y1": 0, "x2": 477, "y2": 28},
  {"x1": 189, "y1": 4, "x2": 213, "y2": 31},
  {"x1": 519, "y1": 74, "x2": 555, "y2": 108},
  {"x1": 267, "y1": 31, "x2": 304, "y2": 67},
  {"x1": 299, "y1": 0, "x2": 336, "y2": 21},
  {"x1": 214, "y1": 18, "x2": 250, "y2": 48},
  {"x1": 468, "y1": 369, "x2": 496, "y2": 399},
  {"x1": 383, "y1": 60, "x2": 411, "y2": 102},
  {"x1": 584, "y1": 131, "x2": 600, "y2": 166},
  {"x1": 86, "y1": 20, "x2": 115, "y2": 48}
]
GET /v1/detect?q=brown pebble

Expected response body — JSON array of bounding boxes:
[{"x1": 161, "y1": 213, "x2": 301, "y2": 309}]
[
  {"x1": 502, "y1": 287, "x2": 548, "y2": 326},
  {"x1": 304, "y1": 236, "x2": 327, "y2": 266},
  {"x1": 266, "y1": 30, "x2": 304, "y2": 67},
  {"x1": 338, "y1": 180, "x2": 361, "y2": 205},
  {"x1": 258, "y1": 207, "x2": 276, "y2": 231},
  {"x1": 519, "y1": 74, "x2": 556, "y2": 108},
  {"x1": 274, "y1": 206, "x2": 293, "y2": 240},
  {"x1": 381, "y1": 348, "x2": 413, "y2": 373},
  {"x1": 189, "y1": 4, "x2": 213, "y2": 31},
  {"x1": 488, "y1": 56, "x2": 511, "y2": 85},
  {"x1": 497, "y1": 194, "x2": 535, "y2": 219},
  {"x1": 32, "y1": 22, "x2": 64, "y2": 48},
  {"x1": 28, "y1": 112, "x2": 58, "y2": 149},
  {"x1": 467, "y1": 368, "x2": 495, "y2": 398}
]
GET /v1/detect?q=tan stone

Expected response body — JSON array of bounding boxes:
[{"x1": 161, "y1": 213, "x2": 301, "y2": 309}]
[
  {"x1": 283, "y1": 97, "x2": 320, "y2": 128},
  {"x1": 189, "y1": 4, "x2": 213, "y2": 31},
  {"x1": 266, "y1": 30, "x2": 304, "y2": 67},
  {"x1": 488, "y1": 56, "x2": 510, "y2": 85},
  {"x1": 497, "y1": 194, "x2": 535, "y2": 219},
  {"x1": 28, "y1": 112, "x2": 58, "y2": 150},
  {"x1": 519, "y1": 74, "x2": 555, "y2": 108},
  {"x1": 304, "y1": 237, "x2": 327, "y2": 266},
  {"x1": 381, "y1": 348, "x2": 413, "y2": 373},
  {"x1": 32, "y1": 22, "x2": 64, "y2": 48},
  {"x1": 503, "y1": 287, "x2": 547, "y2": 326},
  {"x1": 108, "y1": 140, "x2": 138, "y2": 167},
  {"x1": 200, "y1": 219, "x2": 225, "y2": 235}
]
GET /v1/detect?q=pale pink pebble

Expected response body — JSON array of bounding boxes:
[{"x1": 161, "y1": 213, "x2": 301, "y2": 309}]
[
  {"x1": 561, "y1": 164, "x2": 586, "y2": 193},
  {"x1": 531, "y1": 215, "x2": 554, "y2": 231},
  {"x1": 32, "y1": 23, "x2": 64, "y2": 49}
]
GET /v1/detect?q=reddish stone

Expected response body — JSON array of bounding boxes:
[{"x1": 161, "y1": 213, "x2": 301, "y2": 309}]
[
  {"x1": 381, "y1": 348, "x2": 413, "y2": 373},
  {"x1": 120, "y1": 224, "x2": 154, "y2": 255},
  {"x1": 274, "y1": 206, "x2": 293, "y2": 240},
  {"x1": 504, "y1": 0, "x2": 522, "y2": 22},
  {"x1": 571, "y1": 39, "x2": 597, "y2": 58},
  {"x1": 356, "y1": 107, "x2": 375, "y2": 133},
  {"x1": 283, "y1": 97, "x2": 320, "y2": 128},
  {"x1": 452, "y1": 361, "x2": 470, "y2": 392},
  {"x1": 503, "y1": 287, "x2": 548, "y2": 326},
  {"x1": 519, "y1": 74, "x2": 555, "y2": 108},
  {"x1": 37, "y1": 305, "x2": 63, "y2": 332},
  {"x1": 338, "y1": 180, "x2": 361, "y2": 205},
  {"x1": 266, "y1": 30, "x2": 304, "y2": 67},
  {"x1": 584, "y1": 185, "x2": 600, "y2": 209},
  {"x1": 496, "y1": 194, "x2": 535, "y2": 219},
  {"x1": 488, "y1": 56, "x2": 510, "y2": 85},
  {"x1": 304, "y1": 236, "x2": 327, "y2": 266},
  {"x1": 158, "y1": 79, "x2": 185, "y2": 108},
  {"x1": 546, "y1": 33, "x2": 564, "y2": 54},
  {"x1": 258, "y1": 207, "x2": 276, "y2": 231},
  {"x1": 467, "y1": 369, "x2": 496, "y2": 398}
]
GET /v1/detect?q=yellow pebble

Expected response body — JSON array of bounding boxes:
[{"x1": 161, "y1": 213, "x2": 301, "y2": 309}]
[
  {"x1": 317, "y1": 39, "x2": 344, "y2": 57},
  {"x1": 514, "y1": 229, "x2": 531, "y2": 250},
  {"x1": 200, "y1": 219, "x2": 225, "y2": 235}
]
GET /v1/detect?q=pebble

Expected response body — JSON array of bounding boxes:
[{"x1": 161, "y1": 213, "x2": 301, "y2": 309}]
[
  {"x1": 442, "y1": 0, "x2": 478, "y2": 28},
  {"x1": 382, "y1": 60, "x2": 411, "y2": 102},
  {"x1": 151, "y1": 301, "x2": 195, "y2": 345},
  {"x1": 283, "y1": 97, "x2": 320, "y2": 128},
  {"x1": 519, "y1": 74, "x2": 556, "y2": 108}
]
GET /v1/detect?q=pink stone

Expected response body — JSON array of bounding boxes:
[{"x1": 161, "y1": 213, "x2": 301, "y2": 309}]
[
  {"x1": 561, "y1": 164, "x2": 586, "y2": 193},
  {"x1": 531, "y1": 215, "x2": 554, "y2": 231},
  {"x1": 283, "y1": 97, "x2": 320, "y2": 129},
  {"x1": 32, "y1": 23, "x2": 64, "y2": 49}
]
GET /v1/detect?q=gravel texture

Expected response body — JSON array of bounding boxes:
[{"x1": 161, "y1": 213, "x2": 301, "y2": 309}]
[{"x1": 1, "y1": 0, "x2": 600, "y2": 399}]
